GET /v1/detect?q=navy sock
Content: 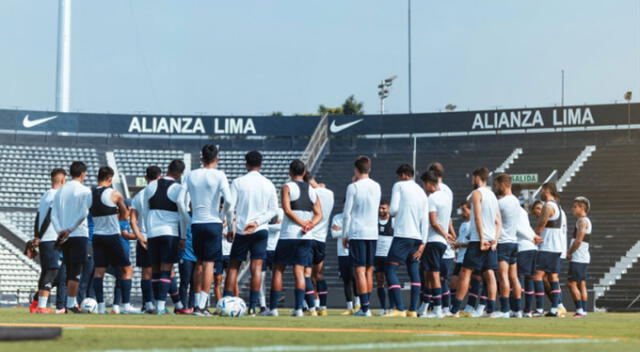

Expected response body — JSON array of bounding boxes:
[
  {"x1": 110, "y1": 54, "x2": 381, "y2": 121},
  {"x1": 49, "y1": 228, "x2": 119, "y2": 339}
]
[
  {"x1": 249, "y1": 290, "x2": 260, "y2": 310},
  {"x1": 486, "y1": 300, "x2": 496, "y2": 313},
  {"x1": 500, "y1": 296, "x2": 509, "y2": 313},
  {"x1": 524, "y1": 278, "x2": 534, "y2": 312},
  {"x1": 550, "y1": 281, "x2": 561, "y2": 308},
  {"x1": 450, "y1": 297, "x2": 462, "y2": 314},
  {"x1": 141, "y1": 279, "x2": 152, "y2": 305},
  {"x1": 449, "y1": 288, "x2": 457, "y2": 308},
  {"x1": 304, "y1": 277, "x2": 315, "y2": 309},
  {"x1": 441, "y1": 280, "x2": 450, "y2": 308},
  {"x1": 360, "y1": 292, "x2": 370, "y2": 312},
  {"x1": 410, "y1": 283, "x2": 421, "y2": 312},
  {"x1": 269, "y1": 290, "x2": 281, "y2": 310},
  {"x1": 294, "y1": 288, "x2": 305, "y2": 310},
  {"x1": 377, "y1": 286, "x2": 387, "y2": 310},
  {"x1": 581, "y1": 300, "x2": 587, "y2": 311},
  {"x1": 158, "y1": 271, "x2": 171, "y2": 304},
  {"x1": 386, "y1": 264, "x2": 404, "y2": 311},
  {"x1": 432, "y1": 287, "x2": 442, "y2": 307},
  {"x1": 387, "y1": 285, "x2": 396, "y2": 309},
  {"x1": 534, "y1": 280, "x2": 545, "y2": 311},
  {"x1": 121, "y1": 279, "x2": 132, "y2": 304},
  {"x1": 467, "y1": 278, "x2": 480, "y2": 307},
  {"x1": 93, "y1": 277, "x2": 104, "y2": 303},
  {"x1": 223, "y1": 290, "x2": 234, "y2": 297},
  {"x1": 514, "y1": 298, "x2": 522, "y2": 312},
  {"x1": 317, "y1": 280, "x2": 328, "y2": 307},
  {"x1": 152, "y1": 273, "x2": 160, "y2": 301}
]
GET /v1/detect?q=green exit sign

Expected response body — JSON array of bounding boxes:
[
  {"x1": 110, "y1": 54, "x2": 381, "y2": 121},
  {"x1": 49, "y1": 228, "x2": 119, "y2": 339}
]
[{"x1": 511, "y1": 174, "x2": 538, "y2": 184}]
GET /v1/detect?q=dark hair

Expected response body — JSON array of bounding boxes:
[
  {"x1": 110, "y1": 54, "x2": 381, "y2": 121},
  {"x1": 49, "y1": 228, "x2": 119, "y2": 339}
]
[
  {"x1": 97, "y1": 166, "x2": 114, "y2": 182},
  {"x1": 396, "y1": 163, "x2": 414, "y2": 177},
  {"x1": 303, "y1": 171, "x2": 313, "y2": 183},
  {"x1": 472, "y1": 167, "x2": 490, "y2": 182},
  {"x1": 69, "y1": 161, "x2": 87, "y2": 178},
  {"x1": 530, "y1": 199, "x2": 543, "y2": 211},
  {"x1": 245, "y1": 150, "x2": 262, "y2": 168},
  {"x1": 420, "y1": 170, "x2": 439, "y2": 184},
  {"x1": 428, "y1": 162, "x2": 444, "y2": 178},
  {"x1": 168, "y1": 159, "x2": 186, "y2": 175},
  {"x1": 494, "y1": 173, "x2": 512, "y2": 187},
  {"x1": 50, "y1": 168, "x2": 67, "y2": 180},
  {"x1": 459, "y1": 201, "x2": 470, "y2": 209},
  {"x1": 201, "y1": 144, "x2": 219, "y2": 165},
  {"x1": 145, "y1": 165, "x2": 162, "y2": 180},
  {"x1": 380, "y1": 199, "x2": 390, "y2": 206},
  {"x1": 573, "y1": 196, "x2": 590, "y2": 212},
  {"x1": 541, "y1": 182, "x2": 560, "y2": 201},
  {"x1": 289, "y1": 159, "x2": 306, "y2": 177},
  {"x1": 354, "y1": 156, "x2": 371, "y2": 174}
]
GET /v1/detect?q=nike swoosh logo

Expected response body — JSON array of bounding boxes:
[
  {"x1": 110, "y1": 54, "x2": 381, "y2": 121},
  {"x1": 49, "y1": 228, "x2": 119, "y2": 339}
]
[
  {"x1": 22, "y1": 114, "x2": 59, "y2": 128},
  {"x1": 329, "y1": 118, "x2": 363, "y2": 133}
]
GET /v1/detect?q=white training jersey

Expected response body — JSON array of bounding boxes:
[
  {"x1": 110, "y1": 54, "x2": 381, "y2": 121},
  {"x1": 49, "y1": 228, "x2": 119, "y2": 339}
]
[
  {"x1": 560, "y1": 208, "x2": 568, "y2": 258},
  {"x1": 390, "y1": 180, "x2": 429, "y2": 242},
  {"x1": 469, "y1": 186, "x2": 500, "y2": 242},
  {"x1": 516, "y1": 207, "x2": 538, "y2": 252},
  {"x1": 280, "y1": 181, "x2": 318, "y2": 240},
  {"x1": 539, "y1": 200, "x2": 564, "y2": 253},
  {"x1": 143, "y1": 177, "x2": 186, "y2": 238},
  {"x1": 456, "y1": 221, "x2": 471, "y2": 263},
  {"x1": 342, "y1": 178, "x2": 381, "y2": 240},
  {"x1": 311, "y1": 187, "x2": 334, "y2": 242},
  {"x1": 184, "y1": 168, "x2": 233, "y2": 224},
  {"x1": 92, "y1": 187, "x2": 122, "y2": 235},
  {"x1": 230, "y1": 170, "x2": 278, "y2": 235},
  {"x1": 570, "y1": 216, "x2": 592, "y2": 264},
  {"x1": 51, "y1": 180, "x2": 92, "y2": 238},
  {"x1": 222, "y1": 236, "x2": 232, "y2": 256},
  {"x1": 37, "y1": 189, "x2": 58, "y2": 242},
  {"x1": 427, "y1": 188, "x2": 452, "y2": 245},
  {"x1": 267, "y1": 208, "x2": 284, "y2": 251},
  {"x1": 331, "y1": 213, "x2": 348, "y2": 257},
  {"x1": 131, "y1": 189, "x2": 147, "y2": 238},
  {"x1": 440, "y1": 182, "x2": 455, "y2": 260},
  {"x1": 376, "y1": 218, "x2": 394, "y2": 257},
  {"x1": 498, "y1": 195, "x2": 520, "y2": 244}
]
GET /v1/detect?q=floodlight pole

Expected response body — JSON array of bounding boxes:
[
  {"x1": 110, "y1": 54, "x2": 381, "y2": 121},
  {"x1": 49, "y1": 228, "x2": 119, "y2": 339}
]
[
  {"x1": 408, "y1": 0, "x2": 413, "y2": 114},
  {"x1": 55, "y1": 0, "x2": 72, "y2": 112}
]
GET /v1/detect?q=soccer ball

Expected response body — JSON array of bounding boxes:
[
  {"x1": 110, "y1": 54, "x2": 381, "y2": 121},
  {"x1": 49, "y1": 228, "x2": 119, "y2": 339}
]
[
  {"x1": 80, "y1": 297, "x2": 98, "y2": 314},
  {"x1": 216, "y1": 296, "x2": 247, "y2": 317}
]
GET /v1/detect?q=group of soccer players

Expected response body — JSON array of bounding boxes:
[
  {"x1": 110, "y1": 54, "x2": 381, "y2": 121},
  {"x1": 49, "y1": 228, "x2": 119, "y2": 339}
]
[{"x1": 27, "y1": 145, "x2": 592, "y2": 318}]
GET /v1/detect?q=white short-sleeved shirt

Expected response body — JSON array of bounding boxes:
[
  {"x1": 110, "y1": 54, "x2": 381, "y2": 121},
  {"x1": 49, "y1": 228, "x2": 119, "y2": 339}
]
[
  {"x1": 311, "y1": 187, "x2": 334, "y2": 243},
  {"x1": 456, "y1": 221, "x2": 471, "y2": 263},
  {"x1": 331, "y1": 213, "x2": 348, "y2": 257},
  {"x1": 469, "y1": 187, "x2": 500, "y2": 242},
  {"x1": 342, "y1": 178, "x2": 381, "y2": 240},
  {"x1": 267, "y1": 208, "x2": 284, "y2": 251},
  {"x1": 131, "y1": 189, "x2": 147, "y2": 238},
  {"x1": 570, "y1": 217, "x2": 592, "y2": 264},
  {"x1": 498, "y1": 195, "x2": 520, "y2": 244},
  {"x1": 390, "y1": 180, "x2": 429, "y2": 242},
  {"x1": 280, "y1": 181, "x2": 318, "y2": 240},
  {"x1": 37, "y1": 189, "x2": 58, "y2": 242},
  {"x1": 427, "y1": 189, "x2": 452, "y2": 244},
  {"x1": 51, "y1": 180, "x2": 92, "y2": 238},
  {"x1": 539, "y1": 201, "x2": 564, "y2": 253},
  {"x1": 92, "y1": 187, "x2": 122, "y2": 235},
  {"x1": 516, "y1": 207, "x2": 538, "y2": 252},
  {"x1": 144, "y1": 177, "x2": 185, "y2": 238},
  {"x1": 184, "y1": 168, "x2": 232, "y2": 224},
  {"x1": 375, "y1": 218, "x2": 394, "y2": 257}
]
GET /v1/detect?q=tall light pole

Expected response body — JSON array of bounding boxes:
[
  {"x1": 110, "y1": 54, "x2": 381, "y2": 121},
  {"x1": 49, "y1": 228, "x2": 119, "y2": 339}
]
[
  {"x1": 378, "y1": 76, "x2": 397, "y2": 114},
  {"x1": 55, "y1": 0, "x2": 72, "y2": 112},
  {"x1": 625, "y1": 91, "x2": 632, "y2": 141},
  {"x1": 408, "y1": 0, "x2": 413, "y2": 114},
  {"x1": 561, "y1": 69, "x2": 565, "y2": 106}
]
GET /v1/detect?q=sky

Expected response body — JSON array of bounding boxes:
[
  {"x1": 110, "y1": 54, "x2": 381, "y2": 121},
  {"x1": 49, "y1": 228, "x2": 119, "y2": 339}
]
[{"x1": 0, "y1": 0, "x2": 639, "y2": 116}]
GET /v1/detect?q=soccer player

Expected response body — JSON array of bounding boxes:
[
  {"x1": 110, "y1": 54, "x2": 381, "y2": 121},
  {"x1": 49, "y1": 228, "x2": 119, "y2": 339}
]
[
  {"x1": 533, "y1": 182, "x2": 564, "y2": 317},
  {"x1": 421, "y1": 170, "x2": 454, "y2": 318},
  {"x1": 225, "y1": 151, "x2": 278, "y2": 316},
  {"x1": 30, "y1": 168, "x2": 67, "y2": 314},
  {"x1": 383, "y1": 164, "x2": 429, "y2": 318},
  {"x1": 451, "y1": 202, "x2": 471, "y2": 310},
  {"x1": 493, "y1": 173, "x2": 525, "y2": 318},
  {"x1": 305, "y1": 173, "x2": 334, "y2": 316},
  {"x1": 258, "y1": 208, "x2": 283, "y2": 314},
  {"x1": 450, "y1": 167, "x2": 501, "y2": 318},
  {"x1": 269, "y1": 160, "x2": 322, "y2": 317},
  {"x1": 567, "y1": 197, "x2": 592, "y2": 318},
  {"x1": 51, "y1": 161, "x2": 92, "y2": 313},
  {"x1": 110, "y1": 201, "x2": 138, "y2": 314},
  {"x1": 375, "y1": 200, "x2": 394, "y2": 315},
  {"x1": 183, "y1": 145, "x2": 233, "y2": 316},
  {"x1": 130, "y1": 166, "x2": 161, "y2": 314},
  {"x1": 178, "y1": 220, "x2": 197, "y2": 314},
  {"x1": 516, "y1": 204, "x2": 541, "y2": 317},
  {"x1": 142, "y1": 159, "x2": 190, "y2": 315},
  {"x1": 343, "y1": 156, "x2": 381, "y2": 317},
  {"x1": 331, "y1": 211, "x2": 359, "y2": 314}
]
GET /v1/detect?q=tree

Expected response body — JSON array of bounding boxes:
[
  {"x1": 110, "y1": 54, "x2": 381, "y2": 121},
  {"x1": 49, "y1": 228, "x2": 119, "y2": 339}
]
[
  {"x1": 317, "y1": 95, "x2": 364, "y2": 116},
  {"x1": 317, "y1": 105, "x2": 343, "y2": 115},
  {"x1": 270, "y1": 111, "x2": 283, "y2": 116}
]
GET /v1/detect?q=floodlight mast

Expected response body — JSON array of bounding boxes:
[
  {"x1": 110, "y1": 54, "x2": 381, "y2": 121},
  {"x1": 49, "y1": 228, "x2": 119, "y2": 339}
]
[
  {"x1": 378, "y1": 76, "x2": 397, "y2": 114},
  {"x1": 55, "y1": 0, "x2": 72, "y2": 113}
]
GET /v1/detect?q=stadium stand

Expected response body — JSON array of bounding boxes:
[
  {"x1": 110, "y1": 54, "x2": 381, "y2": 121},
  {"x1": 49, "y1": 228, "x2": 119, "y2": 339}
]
[
  {"x1": 0, "y1": 235, "x2": 39, "y2": 303},
  {"x1": 114, "y1": 148, "x2": 185, "y2": 178}
]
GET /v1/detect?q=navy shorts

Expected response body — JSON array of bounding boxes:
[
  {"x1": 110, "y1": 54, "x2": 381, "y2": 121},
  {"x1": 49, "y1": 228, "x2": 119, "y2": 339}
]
[
  {"x1": 535, "y1": 251, "x2": 561, "y2": 274},
  {"x1": 274, "y1": 239, "x2": 312, "y2": 267},
  {"x1": 230, "y1": 230, "x2": 268, "y2": 262},
  {"x1": 338, "y1": 255, "x2": 353, "y2": 280},
  {"x1": 265, "y1": 250, "x2": 275, "y2": 271},
  {"x1": 440, "y1": 258, "x2": 454, "y2": 280},
  {"x1": 517, "y1": 250, "x2": 537, "y2": 276},
  {"x1": 462, "y1": 242, "x2": 498, "y2": 272},
  {"x1": 191, "y1": 223, "x2": 223, "y2": 262},
  {"x1": 62, "y1": 237, "x2": 88, "y2": 265},
  {"x1": 497, "y1": 243, "x2": 519, "y2": 264},
  {"x1": 568, "y1": 262, "x2": 588, "y2": 282},
  {"x1": 92, "y1": 235, "x2": 131, "y2": 268},
  {"x1": 387, "y1": 237, "x2": 422, "y2": 265},
  {"x1": 349, "y1": 239, "x2": 376, "y2": 267},
  {"x1": 215, "y1": 255, "x2": 230, "y2": 275},
  {"x1": 374, "y1": 256, "x2": 387, "y2": 273},
  {"x1": 421, "y1": 242, "x2": 447, "y2": 272},
  {"x1": 309, "y1": 240, "x2": 326, "y2": 266},
  {"x1": 136, "y1": 241, "x2": 152, "y2": 268},
  {"x1": 557, "y1": 258, "x2": 564, "y2": 274},
  {"x1": 39, "y1": 241, "x2": 61, "y2": 270},
  {"x1": 148, "y1": 235, "x2": 180, "y2": 265},
  {"x1": 452, "y1": 263, "x2": 463, "y2": 276}
]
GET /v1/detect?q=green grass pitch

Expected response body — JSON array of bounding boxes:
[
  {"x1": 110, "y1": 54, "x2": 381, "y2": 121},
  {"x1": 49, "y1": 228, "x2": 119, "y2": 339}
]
[{"x1": 0, "y1": 308, "x2": 639, "y2": 352}]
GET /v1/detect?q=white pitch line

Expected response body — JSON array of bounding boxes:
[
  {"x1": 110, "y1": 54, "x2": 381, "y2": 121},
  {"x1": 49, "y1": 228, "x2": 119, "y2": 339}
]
[{"x1": 97, "y1": 338, "x2": 611, "y2": 352}]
